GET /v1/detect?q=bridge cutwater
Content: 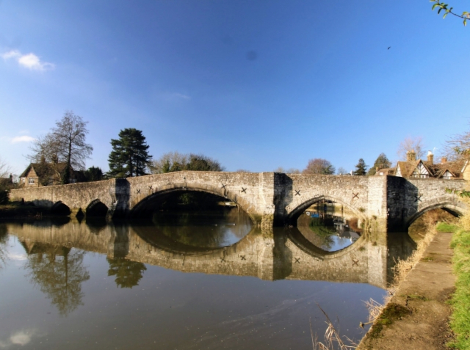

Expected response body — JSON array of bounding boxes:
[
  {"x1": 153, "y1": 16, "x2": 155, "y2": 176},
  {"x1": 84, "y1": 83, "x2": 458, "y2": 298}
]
[{"x1": 10, "y1": 171, "x2": 467, "y2": 231}]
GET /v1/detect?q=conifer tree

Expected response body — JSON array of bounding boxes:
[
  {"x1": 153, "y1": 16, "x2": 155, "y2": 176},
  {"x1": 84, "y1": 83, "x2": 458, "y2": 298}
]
[
  {"x1": 108, "y1": 128, "x2": 151, "y2": 178},
  {"x1": 353, "y1": 158, "x2": 368, "y2": 176},
  {"x1": 367, "y1": 153, "x2": 392, "y2": 175}
]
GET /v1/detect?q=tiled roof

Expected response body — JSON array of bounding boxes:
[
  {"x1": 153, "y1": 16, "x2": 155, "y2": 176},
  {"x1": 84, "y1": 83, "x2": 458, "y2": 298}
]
[
  {"x1": 380, "y1": 158, "x2": 466, "y2": 179},
  {"x1": 20, "y1": 162, "x2": 70, "y2": 178}
]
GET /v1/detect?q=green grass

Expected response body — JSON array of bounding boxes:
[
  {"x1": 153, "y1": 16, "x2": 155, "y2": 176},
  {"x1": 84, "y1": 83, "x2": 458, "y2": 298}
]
[
  {"x1": 449, "y1": 229, "x2": 470, "y2": 349},
  {"x1": 436, "y1": 222, "x2": 459, "y2": 233}
]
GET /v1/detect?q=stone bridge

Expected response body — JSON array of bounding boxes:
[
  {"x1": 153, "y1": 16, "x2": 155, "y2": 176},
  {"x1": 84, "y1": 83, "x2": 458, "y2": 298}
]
[
  {"x1": 10, "y1": 171, "x2": 467, "y2": 231},
  {"x1": 3, "y1": 221, "x2": 417, "y2": 288}
]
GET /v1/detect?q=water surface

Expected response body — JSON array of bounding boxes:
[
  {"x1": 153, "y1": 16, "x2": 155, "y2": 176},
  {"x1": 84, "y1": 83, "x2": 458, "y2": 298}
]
[{"x1": 0, "y1": 212, "x2": 415, "y2": 350}]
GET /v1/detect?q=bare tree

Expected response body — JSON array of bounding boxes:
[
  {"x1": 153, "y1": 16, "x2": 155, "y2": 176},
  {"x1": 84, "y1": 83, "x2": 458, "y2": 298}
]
[
  {"x1": 149, "y1": 152, "x2": 224, "y2": 174},
  {"x1": 444, "y1": 126, "x2": 470, "y2": 160},
  {"x1": 303, "y1": 158, "x2": 335, "y2": 175},
  {"x1": 274, "y1": 167, "x2": 301, "y2": 174},
  {"x1": 337, "y1": 167, "x2": 348, "y2": 175},
  {"x1": 0, "y1": 157, "x2": 10, "y2": 179},
  {"x1": 397, "y1": 136, "x2": 425, "y2": 161},
  {"x1": 29, "y1": 111, "x2": 93, "y2": 183},
  {"x1": 149, "y1": 152, "x2": 188, "y2": 174}
]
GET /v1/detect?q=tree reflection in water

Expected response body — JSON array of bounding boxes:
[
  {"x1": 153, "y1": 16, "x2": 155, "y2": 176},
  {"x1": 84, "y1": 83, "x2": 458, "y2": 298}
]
[
  {"x1": 0, "y1": 224, "x2": 7, "y2": 269},
  {"x1": 24, "y1": 244, "x2": 90, "y2": 316},
  {"x1": 107, "y1": 258, "x2": 147, "y2": 288}
]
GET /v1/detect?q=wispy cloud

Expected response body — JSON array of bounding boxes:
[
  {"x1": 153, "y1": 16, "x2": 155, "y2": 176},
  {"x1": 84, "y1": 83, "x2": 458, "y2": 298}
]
[
  {"x1": 2, "y1": 50, "x2": 55, "y2": 71},
  {"x1": 11, "y1": 135, "x2": 36, "y2": 143},
  {"x1": 172, "y1": 93, "x2": 191, "y2": 100}
]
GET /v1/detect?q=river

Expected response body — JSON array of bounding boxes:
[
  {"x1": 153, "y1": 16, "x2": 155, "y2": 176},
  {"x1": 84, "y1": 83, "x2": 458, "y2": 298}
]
[{"x1": 0, "y1": 208, "x2": 416, "y2": 349}]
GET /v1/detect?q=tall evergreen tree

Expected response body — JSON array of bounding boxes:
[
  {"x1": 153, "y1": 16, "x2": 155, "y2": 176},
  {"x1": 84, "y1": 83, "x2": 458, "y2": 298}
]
[
  {"x1": 367, "y1": 153, "x2": 392, "y2": 175},
  {"x1": 108, "y1": 128, "x2": 151, "y2": 178},
  {"x1": 353, "y1": 158, "x2": 368, "y2": 176}
]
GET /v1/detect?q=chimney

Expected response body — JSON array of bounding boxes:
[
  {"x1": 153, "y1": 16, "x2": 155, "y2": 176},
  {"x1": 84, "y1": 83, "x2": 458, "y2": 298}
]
[
  {"x1": 406, "y1": 150, "x2": 416, "y2": 162},
  {"x1": 427, "y1": 151, "x2": 434, "y2": 164},
  {"x1": 441, "y1": 157, "x2": 447, "y2": 164}
]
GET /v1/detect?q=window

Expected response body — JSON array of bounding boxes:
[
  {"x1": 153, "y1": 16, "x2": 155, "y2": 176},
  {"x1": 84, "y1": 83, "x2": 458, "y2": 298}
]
[{"x1": 28, "y1": 178, "x2": 35, "y2": 184}]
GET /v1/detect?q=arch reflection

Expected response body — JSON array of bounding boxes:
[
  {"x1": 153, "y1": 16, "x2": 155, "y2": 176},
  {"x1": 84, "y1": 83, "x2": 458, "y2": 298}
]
[{"x1": 5, "y1": 219, "x2": 419, "y2": 294}]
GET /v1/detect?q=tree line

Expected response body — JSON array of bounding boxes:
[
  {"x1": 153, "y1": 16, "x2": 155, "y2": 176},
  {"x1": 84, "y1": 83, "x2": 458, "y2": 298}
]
[
  {"x1": 11, "y1": 111, "x2": 470, "y2": 187},
  {"x1": 25, "y1": 111, "x2": 224, "y2": 184}
]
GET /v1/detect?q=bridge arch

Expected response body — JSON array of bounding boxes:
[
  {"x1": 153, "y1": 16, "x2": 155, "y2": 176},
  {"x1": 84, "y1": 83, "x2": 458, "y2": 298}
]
[
  {"x1": 286, "y1": 195, "x2": 366, "y2": 226},
  {"x1": 51, "y1": 201, "x2": 71, "y2": 216},
  {"x1": 129, "y1": 184, "x2": 254, "y2": 222},
  {"x1": 405, "y1": 198, "x2": 465, "y2": 228},
  {"x1": 86, "y1": 199, "x2": 109, "y2": 218}
]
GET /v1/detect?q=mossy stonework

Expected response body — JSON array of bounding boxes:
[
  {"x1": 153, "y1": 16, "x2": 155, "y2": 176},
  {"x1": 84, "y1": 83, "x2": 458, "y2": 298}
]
[{"x1": 10, "y1": 172, "x2": 466, "y2": 229}]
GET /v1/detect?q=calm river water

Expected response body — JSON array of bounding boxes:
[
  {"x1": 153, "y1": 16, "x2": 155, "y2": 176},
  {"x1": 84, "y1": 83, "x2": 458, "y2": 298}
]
[{"x1": 0, "y1": 208, "x2": 416, "y2": 350}]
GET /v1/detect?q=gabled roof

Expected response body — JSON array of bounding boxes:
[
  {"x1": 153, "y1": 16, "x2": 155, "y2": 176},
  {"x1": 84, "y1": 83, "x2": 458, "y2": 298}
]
[
  {"x1": 396, "y1": 160, "x2": 430, "y2": 178},
  {"x1": 383, "y1": 158, "x2": 466, "y2": 179},
  {"x1": 20, "y1": 162, "x2": 70, "y2": 178}
]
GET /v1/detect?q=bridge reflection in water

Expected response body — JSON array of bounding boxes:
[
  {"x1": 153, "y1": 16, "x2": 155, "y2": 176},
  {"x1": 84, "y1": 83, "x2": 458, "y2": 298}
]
[{"x1": 7, "y1": 218, "x2": 416, "y2": 289}]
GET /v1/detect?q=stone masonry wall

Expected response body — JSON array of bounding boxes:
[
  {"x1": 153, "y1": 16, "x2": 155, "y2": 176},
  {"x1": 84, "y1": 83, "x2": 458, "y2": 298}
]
[{"x1": 9, "y1": 172, "x2": 466, "y2": 230}]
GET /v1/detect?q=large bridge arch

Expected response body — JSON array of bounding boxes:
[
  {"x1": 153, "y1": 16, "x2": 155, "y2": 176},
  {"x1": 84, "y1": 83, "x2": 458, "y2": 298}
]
[{"x1": 128, "y1": 184, "x2": 255, "y2": 221}]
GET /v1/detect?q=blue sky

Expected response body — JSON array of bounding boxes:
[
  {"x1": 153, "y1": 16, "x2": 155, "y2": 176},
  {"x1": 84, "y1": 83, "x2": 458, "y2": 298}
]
[{"x1": 1, "y1": 0, "x2": 469, "y2": 175}]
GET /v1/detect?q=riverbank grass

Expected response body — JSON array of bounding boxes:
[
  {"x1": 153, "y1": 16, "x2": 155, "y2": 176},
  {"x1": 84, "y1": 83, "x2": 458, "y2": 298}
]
[{"x1": 449, "y1": 228, "x2": 470, "y2": 350}]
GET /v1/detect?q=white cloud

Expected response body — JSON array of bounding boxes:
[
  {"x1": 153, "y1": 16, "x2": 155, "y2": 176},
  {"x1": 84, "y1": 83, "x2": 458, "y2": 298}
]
[
  {"x1": 2, "y1": 50, "x2": 55, "y2": 71},
  {"x1": 1, "y1": 50, "x2": 20, "y2": 60},
  {"x1": 11, "y1": 135, "x2": 36, "y2": 143}
]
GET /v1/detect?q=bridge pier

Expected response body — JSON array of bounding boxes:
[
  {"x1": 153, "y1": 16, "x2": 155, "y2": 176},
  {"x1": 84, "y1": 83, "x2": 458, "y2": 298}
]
[{"x1": 70, "y1": 208, "x2": 85, "y2": 219}]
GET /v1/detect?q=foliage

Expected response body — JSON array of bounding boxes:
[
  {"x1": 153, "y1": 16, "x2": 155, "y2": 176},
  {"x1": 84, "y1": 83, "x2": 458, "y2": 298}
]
[
  {"x1": 0, "y1": 157, "x2": 12, "y2": 204},
  {"x1": 353, "y1": 158, "x2": 368, "y2": 176},
  {"x1": 150, "y1": 151, "x2": 223, "y2": 174},
  {"x1": 397, "y1": 136, "x2": 425, "y2": 161},
  {"x1": 303, "y1": 158, "x2": 335, "y2": 175},
  {"x1": 337, "y1": 167, "x2": 348, "y2": 175},
  {"x1": 108, "y1": 128, "x2": 151, "y2": 178},
  {"x1": 445, "y1": 187, "x2": 470, "y2": 199},
  {"x1": 449, "y1": 229, "x2": 470, "y2": 349},
  {"x1": 84, "y1": 166, "x2": 104, "y2": 182},
  {"x1": 367, "y1": 153, "x2": 391, "y2": 175},
  {"x1": 29, "y1": 111, "x2": 93, "y2": 184},
  {"x1": 435, "y1": 222, "x2": 459, "y2": 233},
  {"x1": 187, "y1": 154, "x2": 224, "y2": 171},
  {"x1": 107, "y1": 258, "x2": 147, "y2": 288},
  {"x1": 431, "y1": 0, "x2": 470, "y2": 26}
]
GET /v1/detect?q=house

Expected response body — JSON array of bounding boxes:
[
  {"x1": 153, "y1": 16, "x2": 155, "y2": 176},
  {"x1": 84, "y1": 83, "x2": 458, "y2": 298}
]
[
  {"x1": 0, "y1": 174, "x2": 13, "y2": 187},
  {"x1": 376, "y1": 151, "x2": 469, "y2": 180},
  {"x1": 19, "y1": 162, "x2": 75, "y2": 187}
]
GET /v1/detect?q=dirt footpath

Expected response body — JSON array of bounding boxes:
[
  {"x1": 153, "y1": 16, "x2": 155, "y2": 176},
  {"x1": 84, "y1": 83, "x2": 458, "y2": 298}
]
[{"x1": 357, "y1": 232, "x2": 455, "y2": 350}]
